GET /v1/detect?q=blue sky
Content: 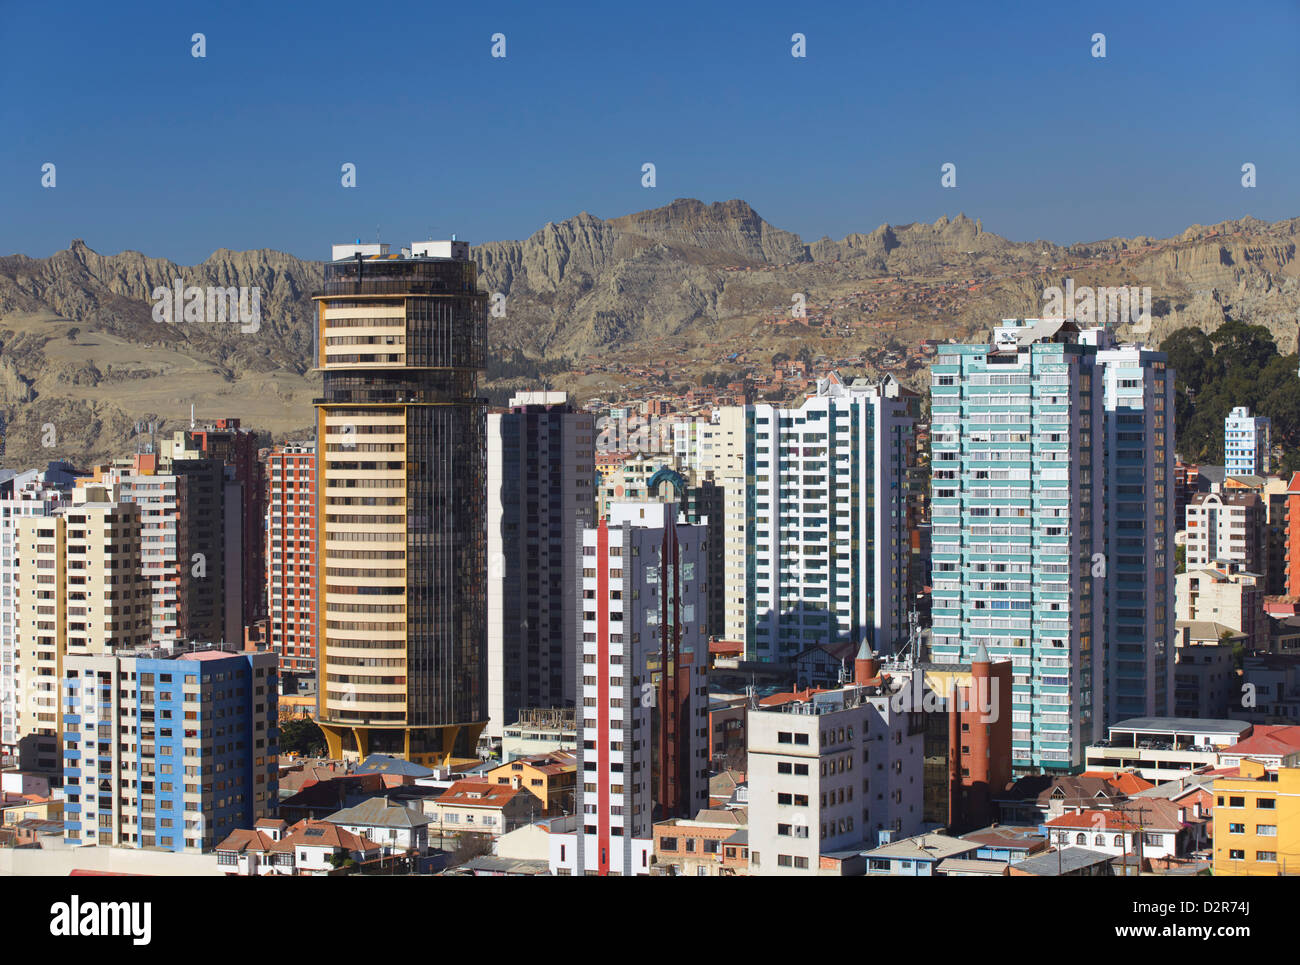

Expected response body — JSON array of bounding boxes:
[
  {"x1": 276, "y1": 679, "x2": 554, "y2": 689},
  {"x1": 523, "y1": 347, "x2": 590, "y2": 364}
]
[{"x1": 2, "y1": 0, "x2": 1296, "y2": 263}]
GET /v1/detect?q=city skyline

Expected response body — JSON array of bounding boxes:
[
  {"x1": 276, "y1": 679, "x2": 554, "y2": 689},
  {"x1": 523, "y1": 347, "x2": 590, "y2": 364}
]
[{"x1": 2, "y1": 0, "x2": 1299, "y2": 907}]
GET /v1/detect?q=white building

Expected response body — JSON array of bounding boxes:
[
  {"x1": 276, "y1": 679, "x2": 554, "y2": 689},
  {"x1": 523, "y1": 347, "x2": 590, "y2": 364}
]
[
  {"x1": 97, "y1": 457, "x2": 191, "y2": 646},
  {"x1": 487, "y1": 392, "x2": 595, "y2": 738},
  {"x1": 0, "y1": 466, "x2": 75, "y2": 753},
  {"x1": 1224, "y1": 406, "x2": 1270, "y2": 476},
  {"x1": 324, "y1": 797, "x2": 432, "y2": 854},
  {"x1": 747, "y1": 373, "x2": 913, "y2": 661},
  {"x1": 550, "y1": 502, "x2": 709, "y2": 875},
  {"x1": 1083, "y1": 716, "x2": 1250, "y2": 782},
  {"x1": 1185, "y1": 492, "x2": 1265, "y2": 575},
  {"x1": 746, "y1": 665, "x2": 925, "y2": 876}
]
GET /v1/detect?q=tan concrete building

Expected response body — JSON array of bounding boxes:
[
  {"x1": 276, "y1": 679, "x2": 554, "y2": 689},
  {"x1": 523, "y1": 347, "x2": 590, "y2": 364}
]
[
  {"x1": 1175, "y1": 563, "x2": 1265, "y2": 651},
  {"x1": 1185, "y1": 491, "x2": 1264, "y2": 574},
  {"x1": 314, "y1": 241, "x2": 487, "y2": 765},
  {"x1": 712, "y1": 406, "x2": 750, "y2": 646},
  {"x1": 89, "y1": 455, "x2": 191, "y2": 646},
  {"x1": 15, "y1": 488, "x2": 150, "y2": 770}
]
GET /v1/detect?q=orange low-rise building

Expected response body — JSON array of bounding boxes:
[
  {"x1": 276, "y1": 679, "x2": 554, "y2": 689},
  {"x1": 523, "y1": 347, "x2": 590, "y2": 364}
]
[{"x1": 484, "y1": 751, "x2": 578, "y2": 816}]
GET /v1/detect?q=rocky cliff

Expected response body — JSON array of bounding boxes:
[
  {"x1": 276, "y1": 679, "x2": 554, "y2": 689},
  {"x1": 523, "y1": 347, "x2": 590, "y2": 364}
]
[{"x1": 1, "y1": 200, "x2": 1296, "y2": 468}]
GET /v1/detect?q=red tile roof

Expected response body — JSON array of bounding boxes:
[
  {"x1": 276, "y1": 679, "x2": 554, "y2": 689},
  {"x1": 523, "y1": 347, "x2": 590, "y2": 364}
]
[
  {"x1": 1045, "y1": 809, "x2": 1144, "y2": 832},
  {"x1": 1226, "y1": 725, "x2": 1300, "y2": 758},
  {"x1": 436, "y1": 780, "x2": 532, "y2": 809},
  {"x1": 758, "y1": 687, "x2": 832, "y2": 708},
  {"x1": 1080, "y1": 771, "x2": 1156, "y2": 795},
  {"x1": 215, "y1": 828, "x2": 279, "y2": 854},
  {"x1": 270, "y1": 819, "x2": 381, "y2": 854}
]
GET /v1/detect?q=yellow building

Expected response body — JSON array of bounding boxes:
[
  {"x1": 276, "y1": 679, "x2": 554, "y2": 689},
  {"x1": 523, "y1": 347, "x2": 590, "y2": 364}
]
[
  {"x1": 279, "y1": 694, "x2": 317, "y2": 720},
  {"x1": 484, "y1": 751, "x2": 577, "y2": 815},
  {"x1": 0, "y1": 795, "x2": 63, "y2": 826},
  {"x1": 1213, "y1": 759, "x2": 1300, "y2": 875}
]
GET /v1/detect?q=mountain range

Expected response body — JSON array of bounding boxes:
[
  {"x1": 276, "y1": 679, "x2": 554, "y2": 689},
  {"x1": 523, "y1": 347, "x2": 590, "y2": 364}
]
[{"x1": 0, "y1": 198, "x2": 1296, "y2": 468}]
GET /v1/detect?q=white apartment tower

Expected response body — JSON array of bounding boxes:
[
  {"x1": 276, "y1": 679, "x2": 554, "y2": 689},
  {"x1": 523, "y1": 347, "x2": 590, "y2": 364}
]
[
  {"x1": 0, "y1": 465, "x2": 77, "y2": 753},
  {"x1": 1224, "y1": 406, "x2": 1270, "y2": 476},
  {"x1": 747, "y1": 373, "x2": 913, "y2": 661},
  {"x1": 551, "y1": 502, "x2": 708, "y2": 875},
  {"x1": 15, "y1": 487, "x2": 151, "y2": 771}
]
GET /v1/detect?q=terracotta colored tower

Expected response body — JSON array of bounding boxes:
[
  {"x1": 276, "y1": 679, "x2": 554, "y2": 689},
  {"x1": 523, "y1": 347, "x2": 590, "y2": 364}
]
[{"x1": 947, "y1": 645, "x2": 1013, "y2": 832}]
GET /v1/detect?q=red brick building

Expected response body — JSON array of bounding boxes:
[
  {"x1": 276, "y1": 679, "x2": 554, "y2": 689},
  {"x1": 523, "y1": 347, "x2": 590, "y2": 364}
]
[{"x1": 947, "y1": 647, "x2": 1014, "y2": 833}]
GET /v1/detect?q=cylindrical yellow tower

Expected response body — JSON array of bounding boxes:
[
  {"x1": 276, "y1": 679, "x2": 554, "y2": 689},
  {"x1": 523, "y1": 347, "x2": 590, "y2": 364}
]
[{"x1": 313, "y1": 241, "x2": 487, "y2": 765}]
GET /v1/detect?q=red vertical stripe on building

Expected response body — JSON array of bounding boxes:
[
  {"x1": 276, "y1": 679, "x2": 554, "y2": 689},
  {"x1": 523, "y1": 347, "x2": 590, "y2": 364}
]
[{"x1": 597, "y1": 519, "x2": 610, "y2": 875}]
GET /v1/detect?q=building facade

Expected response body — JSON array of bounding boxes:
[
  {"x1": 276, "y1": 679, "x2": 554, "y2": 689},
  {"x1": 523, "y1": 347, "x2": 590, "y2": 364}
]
[
  {"x1": 746, "y1": 670, "x2": 925, "y2": 876},
  {"x1": 94, "y1": 455, "x2": 191, "y2": 647},
  {"x1": 61, "y1": 646, "x2": 278, "y2": 852},
  {"x1": 1213, "y1": 759, "x2": 1298, "y2": 875},
  {"x1": 746, "y1": 374, "x2": 913, "y2": 662},
  {"x1": 0, "y1": 465, "x2": 77, "y2": 754},
  {"x1": 162, "y1": 418, "x2": 265, "y2": 631},
  {"x1": 1186, "y1": 491, "x2": 1265, "y2": 575},
  {"x1": 1224, "y1": 406, "x2": 1270, "y2": 476},
  {"x1": 314, "y1": 240, "x2": 488, "y2": 765},
  {"x1": 929, "y1": 320, "x2": 1104, "y2": 772},
  {"x1": 15, "y1": 489, "x2": 151, "y2": 772},
  {"x1": 266, "y1": 442, "x2": 317, "y2": 679},
  {"x1": 551, "y1": 503, "x2": 709, "y2": 875},
  {"x1": 487, "y1": 392, "x2": 594, "y2": 738},
  {"x1": 1095, "y1": 341, "x2": 1176, "y2": 722}
]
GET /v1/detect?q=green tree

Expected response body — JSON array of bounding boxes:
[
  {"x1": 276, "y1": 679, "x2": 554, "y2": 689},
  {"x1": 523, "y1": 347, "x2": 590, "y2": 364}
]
[
  {"x1": 1209, "y1": 319, "x2": 1277, "y2": 375},
  {"x1": 280, "y1": 716, "x2": 327, "y2": 757},
  {"x1": 1161, "y1": 328, "x2": 1218, "y2": 394}
]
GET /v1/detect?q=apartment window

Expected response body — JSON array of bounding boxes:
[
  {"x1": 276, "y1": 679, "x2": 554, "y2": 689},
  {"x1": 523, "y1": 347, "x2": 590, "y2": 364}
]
[
  {"x1": 1257, "y1": 851, "x2": 1277, "y2": 862},
  {"x1": 1257, "y1": 798, "x2": 1276, "y2": 809}
]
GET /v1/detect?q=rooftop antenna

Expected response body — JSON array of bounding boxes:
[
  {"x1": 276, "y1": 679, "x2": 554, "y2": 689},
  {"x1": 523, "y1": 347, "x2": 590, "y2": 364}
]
[{"x1": 894, "y1": 609, "x2": 921, "y2": 666}]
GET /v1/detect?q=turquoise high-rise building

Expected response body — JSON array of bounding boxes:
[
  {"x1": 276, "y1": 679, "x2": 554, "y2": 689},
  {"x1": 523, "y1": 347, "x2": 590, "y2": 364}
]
[{"x1": 929, "y1": 319, "x2": 1174, "y2": 772}]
